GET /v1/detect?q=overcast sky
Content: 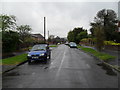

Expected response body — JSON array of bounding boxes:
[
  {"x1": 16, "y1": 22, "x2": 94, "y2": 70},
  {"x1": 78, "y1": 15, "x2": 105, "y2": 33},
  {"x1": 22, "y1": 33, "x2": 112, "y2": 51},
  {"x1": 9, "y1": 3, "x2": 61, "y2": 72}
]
[{"x1": 1, "y1": 0, "x2": 119, "y2": 38}]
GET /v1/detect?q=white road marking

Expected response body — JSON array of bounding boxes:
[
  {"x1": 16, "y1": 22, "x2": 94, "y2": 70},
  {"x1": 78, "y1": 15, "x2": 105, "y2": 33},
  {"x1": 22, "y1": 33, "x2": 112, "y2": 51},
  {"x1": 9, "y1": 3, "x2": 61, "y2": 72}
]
[
  {"x1": 49, "y1": 51, "x2": 62, "y2": 69},
  {"x1": 86, "y1": 64, "x2": 91, "y2": 69},
  {"x1": 55, "y1": 48, "x2": 66, "y2": 78}
]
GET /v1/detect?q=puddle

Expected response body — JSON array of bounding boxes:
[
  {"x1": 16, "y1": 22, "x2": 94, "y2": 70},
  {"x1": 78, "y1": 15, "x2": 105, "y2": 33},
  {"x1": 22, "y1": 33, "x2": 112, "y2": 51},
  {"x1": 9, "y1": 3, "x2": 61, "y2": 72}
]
[
  {"x1": 4, "y1": 71, "x2": 20, "y2": 76},
  {"x1": 97, "y1": 62, "x2": 117, "y2": 76},
  {"x1": 44, "y1": 67, "x2": 48, "y2": 69}
]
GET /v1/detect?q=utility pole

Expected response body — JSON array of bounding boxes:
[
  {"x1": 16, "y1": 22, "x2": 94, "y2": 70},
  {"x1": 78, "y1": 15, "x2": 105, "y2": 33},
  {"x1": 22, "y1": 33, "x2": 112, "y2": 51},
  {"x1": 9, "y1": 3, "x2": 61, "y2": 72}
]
[
  {"x1": 48, "y1": 30, "x2": 49, "y2": 39},
  {"x1": 48, "y1": 30, "x2": 49, "y2": 44},
  {"x1": 44, "y1": 17, "x2": 46, "y2": 42}
]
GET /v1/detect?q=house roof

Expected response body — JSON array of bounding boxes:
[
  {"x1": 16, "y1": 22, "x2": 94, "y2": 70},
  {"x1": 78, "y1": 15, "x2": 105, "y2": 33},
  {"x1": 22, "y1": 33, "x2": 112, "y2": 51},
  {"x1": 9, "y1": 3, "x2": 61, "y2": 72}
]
[{"x1": 31, "y1": 34, "x2": 44, "y2": 38}]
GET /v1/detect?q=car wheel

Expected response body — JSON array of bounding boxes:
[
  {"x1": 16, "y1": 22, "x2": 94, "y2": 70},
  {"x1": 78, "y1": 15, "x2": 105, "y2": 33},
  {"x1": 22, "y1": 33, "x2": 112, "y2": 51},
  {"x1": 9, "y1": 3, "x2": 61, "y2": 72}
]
[
  {"x1": 49, "y1": 54, "x2": 51, "y2": 59},
  {"x1": 44, "y1": 56, "x2": 48, "y2": 63}
]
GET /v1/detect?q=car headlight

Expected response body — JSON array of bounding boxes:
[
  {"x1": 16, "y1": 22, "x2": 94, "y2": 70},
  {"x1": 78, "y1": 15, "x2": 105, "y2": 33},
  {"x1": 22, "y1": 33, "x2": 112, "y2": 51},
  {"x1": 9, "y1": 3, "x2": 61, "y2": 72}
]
[
  {"x1": 28, "y1": 54, "x2": 31, "y2": 57},
  {"x1": 40, "y1": 53, "x2": 45, "y2": 56}
]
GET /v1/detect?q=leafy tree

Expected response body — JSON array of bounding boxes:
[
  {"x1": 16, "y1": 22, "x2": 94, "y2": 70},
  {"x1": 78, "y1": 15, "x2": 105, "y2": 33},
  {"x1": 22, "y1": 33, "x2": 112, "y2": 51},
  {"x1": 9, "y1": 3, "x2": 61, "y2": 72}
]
[
  {"x1": 67, "y1": 27, "x2": 87, "y2": 44},
  {"x1": 94, "y1": 25, "x2": 105, "y2": 51},
  {"x1": 67, "y1": 31, "x2": 75, "y2": 42},
  {"x1": 2, "y1": 31, "x2": 20, "y2": 52},
  {"x1": 77, "y1": 31, "x2": 88, "y2": 42},
  {"x1": 0, "y1": 14, "x2": 16, "y2": 31},
  {"x1": 0, "y1": 14, "x2": 19, "y2": 53},
  {"x1": 89, "y1": 27, "x2": 94, "y2": 37},
  {"x1": 90, "y1": 9, "x2": 118, "y2": 42},
  {"x1": 17, "y1": 25, "x2": 32, "y2": 43}
]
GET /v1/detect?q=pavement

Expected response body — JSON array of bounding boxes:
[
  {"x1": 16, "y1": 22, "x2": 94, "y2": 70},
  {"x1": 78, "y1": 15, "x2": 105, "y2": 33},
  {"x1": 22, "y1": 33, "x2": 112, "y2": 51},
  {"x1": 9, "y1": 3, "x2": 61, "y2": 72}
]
[
  {"x1": 2, "y1": 44, "x2": 119, "y2": 88},
  {"x1": 2, "y1": 51, "x2": 28, "y2": 73}
]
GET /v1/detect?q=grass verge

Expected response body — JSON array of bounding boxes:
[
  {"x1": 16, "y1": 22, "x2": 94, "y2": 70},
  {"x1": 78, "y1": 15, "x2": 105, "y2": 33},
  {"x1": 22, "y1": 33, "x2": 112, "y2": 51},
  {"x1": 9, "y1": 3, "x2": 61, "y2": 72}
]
[
  {"x1": 77, "y1": 45, "x2": 116, "y2": 61},
  {"x1": 49, "y1": 45, "x2": 58, "y2": 47},
  {"x1": 1, "y1": 53, "x2": 27, "y2": 65}
]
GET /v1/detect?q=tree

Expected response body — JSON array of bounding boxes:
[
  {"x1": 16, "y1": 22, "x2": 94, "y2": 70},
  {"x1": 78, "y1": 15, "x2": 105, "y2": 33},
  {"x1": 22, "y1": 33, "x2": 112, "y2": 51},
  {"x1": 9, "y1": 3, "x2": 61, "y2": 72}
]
[
  {"x1": 94, "y1": 25, "x2": 105, "y2": 51},
  {"x1": 17, "y1": 25, "x2": 32, "y2": 43},
  {"x1": 0, "y1": 14, "x2": 19, "y2": 53},
  {"x1": 0, "y1": 14, "x2": 16, "y2": 31},
  {"x1": 67, "y1": 31, "x2": 75, "y2": 42},
  {"x1": 17, "y1": 25, "x2": 32, "y2": 48},
  {"x1": 90, "y1": 9, "x2": 118, "y2": 41},
  {"x1": 89, "y1": 27, "x2": 94, "y2": 37},
  {"x1": 67, "y1": 27, "x2": 87, "y2": 44},
  {"x1": 2, "y1": 31, "x2": 20, "y2": 52},
  {"x1": 77, "y1": 31, "x2": 88, "y2": 42}
]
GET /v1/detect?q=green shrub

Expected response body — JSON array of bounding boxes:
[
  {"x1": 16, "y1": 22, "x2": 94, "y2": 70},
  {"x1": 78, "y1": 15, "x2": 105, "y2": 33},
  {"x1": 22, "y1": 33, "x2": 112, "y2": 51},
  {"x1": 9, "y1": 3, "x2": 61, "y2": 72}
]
[{"x1": 104, "y1": 41, "x2": 120, "y2": 45}]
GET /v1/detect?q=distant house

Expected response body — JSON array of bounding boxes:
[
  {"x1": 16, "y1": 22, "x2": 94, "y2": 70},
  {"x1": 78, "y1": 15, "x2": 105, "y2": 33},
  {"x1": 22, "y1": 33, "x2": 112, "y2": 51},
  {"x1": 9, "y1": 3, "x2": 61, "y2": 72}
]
[
  {"x1": 31, "y1": 34, "x2": 44, "y2": 42},
  {"x1": 49, "y1": 35, "x2": 55, "y2": 39}
]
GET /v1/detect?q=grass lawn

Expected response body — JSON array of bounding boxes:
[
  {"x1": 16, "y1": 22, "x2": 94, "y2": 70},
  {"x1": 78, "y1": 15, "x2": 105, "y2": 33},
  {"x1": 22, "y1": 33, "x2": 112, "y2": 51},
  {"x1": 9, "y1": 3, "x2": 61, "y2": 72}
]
[
  {"x1": 77, "y1": 45, "x2": 116, "y2": 61},
  {"x1": 49, "y1": 45, "x2": 58, "y2": 47},
  {"x1": 1, "y1": 53, "x2": 27, "y2": 65}
]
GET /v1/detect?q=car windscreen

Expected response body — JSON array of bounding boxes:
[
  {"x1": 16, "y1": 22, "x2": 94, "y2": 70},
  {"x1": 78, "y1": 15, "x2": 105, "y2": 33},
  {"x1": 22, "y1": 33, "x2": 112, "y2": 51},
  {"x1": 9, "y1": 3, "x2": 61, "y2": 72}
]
[
  {"x1": 69, "y1": 42, "x2": 77, "y2": 46},
  {"x1": 31, "y1": 45, "x2": 47, "y2": 51}
]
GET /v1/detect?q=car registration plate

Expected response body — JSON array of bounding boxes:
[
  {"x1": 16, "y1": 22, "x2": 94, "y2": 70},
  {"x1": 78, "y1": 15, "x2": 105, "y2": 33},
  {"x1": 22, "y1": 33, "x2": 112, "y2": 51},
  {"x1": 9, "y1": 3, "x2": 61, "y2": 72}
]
[{"x1": 32, "y1": 57, "x2": 39, "y2": 59}]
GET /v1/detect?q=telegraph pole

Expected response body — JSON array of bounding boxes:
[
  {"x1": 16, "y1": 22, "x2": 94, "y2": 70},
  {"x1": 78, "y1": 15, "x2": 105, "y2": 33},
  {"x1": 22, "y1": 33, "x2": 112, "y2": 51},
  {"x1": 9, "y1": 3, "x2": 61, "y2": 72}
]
[
  {"x1": 48, "y1": 30, "x2": 49, "y2": 39},
  {"x1": 44, "y1": 17, "x2": 46, "y2": 42},
  {"x1": 48, "y1": 30, "x2": 49, "y2": 44}
]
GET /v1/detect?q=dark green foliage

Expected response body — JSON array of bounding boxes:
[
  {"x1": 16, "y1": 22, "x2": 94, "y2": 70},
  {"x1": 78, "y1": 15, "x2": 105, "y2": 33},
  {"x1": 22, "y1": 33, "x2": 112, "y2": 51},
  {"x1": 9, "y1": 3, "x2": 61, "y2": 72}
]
[
  {"x1": 0, "y1": 14, "x2": 16, "y2": 31},
  {"x1": 77, "y1": 31, "x2": 88, "y2": 42},
  {"x1": 0, "y1": 14, "x2": 20, "y2": 53},
  {"x1": 67, "y1": 27, "x2": 88, "y2": 44},
  {"x1": 90, "y1": 9, "x2": 119, "y2": 42},
  {"x1": 2, "y1": 30, "x2": 20, "y2": 53},
  {"x1": 67, "y1": 31, "x2": 75, "y2": 42},
  {"x1": 17, "y1": 25, "x2": 32, "y2": 43},
  {"x1": 94, "y1": 26, "x2": 105, "y2": 51}
]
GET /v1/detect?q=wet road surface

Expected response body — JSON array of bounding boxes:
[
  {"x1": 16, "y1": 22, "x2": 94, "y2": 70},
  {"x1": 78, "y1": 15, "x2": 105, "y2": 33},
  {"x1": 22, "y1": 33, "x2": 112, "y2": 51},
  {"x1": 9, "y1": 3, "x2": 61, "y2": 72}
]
[{"x1": 2, "y1": 44, "x2": 118, "y2": 88}]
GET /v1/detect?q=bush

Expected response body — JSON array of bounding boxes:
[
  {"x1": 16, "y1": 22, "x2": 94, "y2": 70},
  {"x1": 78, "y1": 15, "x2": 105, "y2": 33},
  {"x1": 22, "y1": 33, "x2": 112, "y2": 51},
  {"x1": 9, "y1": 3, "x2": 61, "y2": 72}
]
[
  {"x1": 104, "y1": 41, "x2": 120, "y2": 45},
  {"x1": 2, "y1": 30, "x2": 20, "y2": 53}
]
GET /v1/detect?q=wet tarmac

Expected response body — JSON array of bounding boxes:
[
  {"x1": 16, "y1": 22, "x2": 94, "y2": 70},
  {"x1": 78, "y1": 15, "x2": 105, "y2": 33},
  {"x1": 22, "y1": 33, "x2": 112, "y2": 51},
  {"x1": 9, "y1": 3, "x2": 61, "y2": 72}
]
[{"x1": 2, "y1": 44, "x2": 119, "y2": 88}]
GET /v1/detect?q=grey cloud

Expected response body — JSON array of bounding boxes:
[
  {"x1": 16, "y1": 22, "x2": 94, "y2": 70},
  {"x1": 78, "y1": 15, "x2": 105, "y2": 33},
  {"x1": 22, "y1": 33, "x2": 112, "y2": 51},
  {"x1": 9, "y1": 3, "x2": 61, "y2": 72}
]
[{"x1": 1, "y1": 2, "x2": 118, "y2": 38}]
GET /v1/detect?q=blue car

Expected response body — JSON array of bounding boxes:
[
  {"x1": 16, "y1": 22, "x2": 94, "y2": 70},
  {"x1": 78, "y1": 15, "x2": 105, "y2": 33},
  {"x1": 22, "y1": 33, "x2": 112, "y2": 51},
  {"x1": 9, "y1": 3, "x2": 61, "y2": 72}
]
[{"x1": 27, "y1": 44, "x2": 51, "y2": 64}]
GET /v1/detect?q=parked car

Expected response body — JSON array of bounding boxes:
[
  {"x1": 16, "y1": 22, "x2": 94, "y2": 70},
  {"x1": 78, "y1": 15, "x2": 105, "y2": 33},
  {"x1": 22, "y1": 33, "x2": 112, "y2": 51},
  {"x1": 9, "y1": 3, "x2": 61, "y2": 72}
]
[
  {"x1": 65, "y1": 42, "x2": 69, "y2": 45},
  {"x1": 27, "y1": 44, "x2": 51, "y2": 64},
  {"x1": 69, "y1": 42, "x2": 77, "y2": 48}
]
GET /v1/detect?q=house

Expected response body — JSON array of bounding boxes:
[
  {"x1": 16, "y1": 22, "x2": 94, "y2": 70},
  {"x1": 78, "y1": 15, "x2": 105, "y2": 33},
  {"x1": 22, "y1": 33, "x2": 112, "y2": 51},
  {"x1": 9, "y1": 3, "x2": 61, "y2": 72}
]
[
  {"x1": 49, "y1": 35, "x2": 54, "y2": 40},
  {"x1": 31, "y1": 34, "x2": 44, "y2": 43}
]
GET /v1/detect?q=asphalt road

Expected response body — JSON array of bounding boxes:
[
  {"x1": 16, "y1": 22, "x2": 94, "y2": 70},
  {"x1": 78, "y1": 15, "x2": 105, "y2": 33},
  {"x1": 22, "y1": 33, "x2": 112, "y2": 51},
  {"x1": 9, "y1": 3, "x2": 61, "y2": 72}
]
[{"x1": 2, "y1": 44, "x2": 119, "y2": 88}]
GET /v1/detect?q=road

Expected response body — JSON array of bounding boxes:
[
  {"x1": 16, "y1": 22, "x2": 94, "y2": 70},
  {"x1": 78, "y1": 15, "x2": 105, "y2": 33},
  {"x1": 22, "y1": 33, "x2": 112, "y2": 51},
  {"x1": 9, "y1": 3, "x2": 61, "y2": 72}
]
[{"x1": 2, "y1": 44, "x2": 119, "y2": 88}]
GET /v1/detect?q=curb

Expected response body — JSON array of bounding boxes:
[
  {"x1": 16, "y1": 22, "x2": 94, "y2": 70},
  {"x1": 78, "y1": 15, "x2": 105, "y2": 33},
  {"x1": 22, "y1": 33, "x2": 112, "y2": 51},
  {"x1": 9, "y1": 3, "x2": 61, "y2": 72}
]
[
  {"x1": 78, "y1": 48, "x2": 120, "y2": 72},
  {"x1": 2, "y1": 60, "x2": 28, "y2": 74},
  {"x1": 2, "y1": 47, "x2": 56, "y2": 74}
]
